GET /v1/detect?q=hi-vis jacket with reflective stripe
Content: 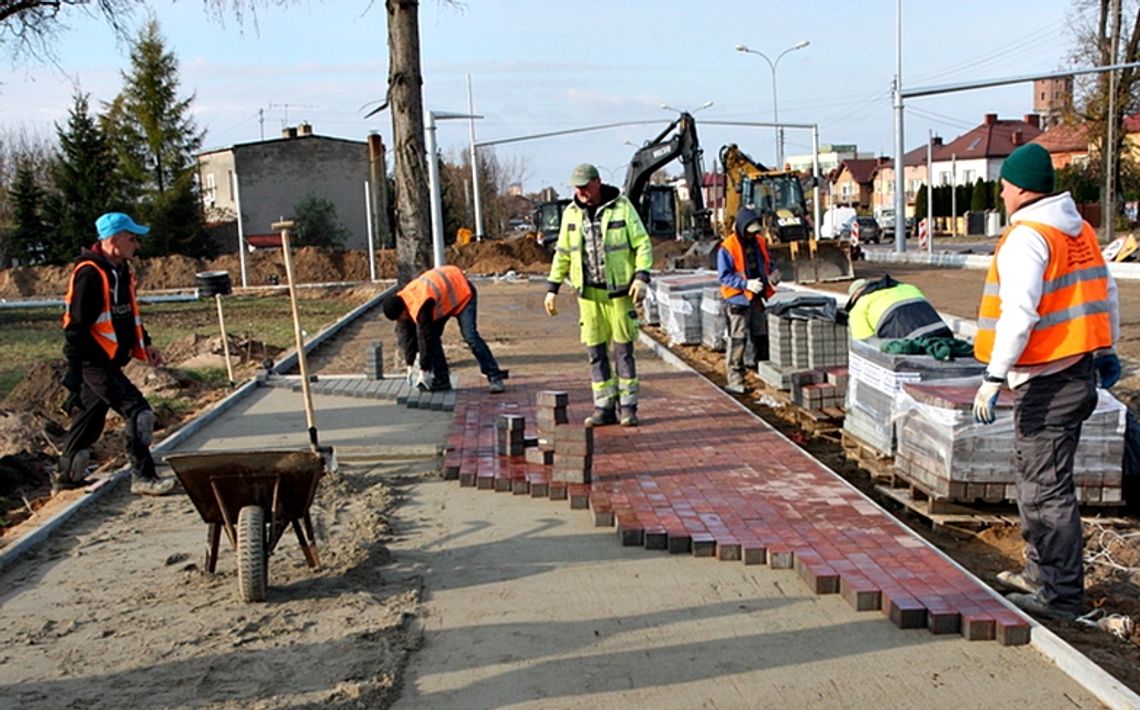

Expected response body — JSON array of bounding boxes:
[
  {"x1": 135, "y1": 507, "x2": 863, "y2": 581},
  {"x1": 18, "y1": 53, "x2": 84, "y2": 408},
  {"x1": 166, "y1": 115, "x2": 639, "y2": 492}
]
[
  {"x1": 974, "y1": 219, "x2": 1112, "y2": 366},
  {"x1": 63, "y1": 259, "x2": 147, "y2": 363},
  {"x1": 549, "y1": 190, "x2": 652, "y2": 298},
  {"x1": 718, "y1": 230, "x2": 775, "y2": 302},
  {"x1": 398, "y1": 265, "x2": 473, "y2": 321}
]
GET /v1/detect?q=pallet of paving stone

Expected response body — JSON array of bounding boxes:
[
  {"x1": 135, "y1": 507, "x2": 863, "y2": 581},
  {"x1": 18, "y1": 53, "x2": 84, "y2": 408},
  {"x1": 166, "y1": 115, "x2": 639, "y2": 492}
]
[
  {"x1": 875, "y1": 484, "x2": 1021, "y2": 533},
  {"x1": 700, "y1": 287, "x2": 726, "y2": 352},
  {"x1": 894, "y1": 382, "x2": 1126, "y2": 507},
  {"x1": 655, "y1": 273, "x2": 719, "y2": 346},
  {"x1": 840, "y1": 429, "x2": 896, "y2": 481}
]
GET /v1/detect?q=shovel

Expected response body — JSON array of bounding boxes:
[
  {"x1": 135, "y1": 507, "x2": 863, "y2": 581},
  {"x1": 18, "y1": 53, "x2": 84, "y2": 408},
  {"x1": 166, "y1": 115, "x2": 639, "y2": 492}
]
[{"x1": 272, "y1": 220, "x2": 336, "y2": 469}]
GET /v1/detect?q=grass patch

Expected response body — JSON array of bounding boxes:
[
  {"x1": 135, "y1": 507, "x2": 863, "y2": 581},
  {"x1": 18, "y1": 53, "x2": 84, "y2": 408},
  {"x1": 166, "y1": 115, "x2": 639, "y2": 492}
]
[
  {"x1": 0, "y1": 292, "x2": 361, "y2": 400},
  {"x1": 182, "y1": 367, "x2": 232, "y2": 389}
]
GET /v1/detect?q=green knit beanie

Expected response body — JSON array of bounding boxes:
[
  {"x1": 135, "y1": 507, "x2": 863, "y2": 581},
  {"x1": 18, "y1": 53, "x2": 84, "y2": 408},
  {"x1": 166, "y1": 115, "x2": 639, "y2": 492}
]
[{"x1": 1000, "y1": 144, "x2": 1054, "y2": 193}]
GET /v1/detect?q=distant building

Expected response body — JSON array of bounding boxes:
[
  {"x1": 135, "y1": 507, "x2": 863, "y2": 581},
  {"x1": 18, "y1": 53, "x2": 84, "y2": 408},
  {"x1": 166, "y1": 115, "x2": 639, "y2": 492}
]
[
  {"x1": 786, "y1": 144, "x2": 861, "y2": 176},
  {"x1": 197, "y1": 124, "x2": 370, "y2": 250},
  {"x1": 1034, "y1": 77, "x2": 1073, "y2": 130},
  {"x1": 1031, "y1": 123, "x2": 1090, "y2": 169},
  {"x1": 929, "y1": 113, "x2": 1043, "y2": 187},
  {"x1": 506, "y1": 182, "x2": 524, "y2": 197}
]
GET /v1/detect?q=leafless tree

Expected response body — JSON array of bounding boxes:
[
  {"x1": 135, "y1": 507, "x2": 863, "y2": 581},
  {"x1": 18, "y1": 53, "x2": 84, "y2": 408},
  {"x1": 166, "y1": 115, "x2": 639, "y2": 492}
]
[{"x1": 0, "y1": 1, "x2": 138, "y2": 60}]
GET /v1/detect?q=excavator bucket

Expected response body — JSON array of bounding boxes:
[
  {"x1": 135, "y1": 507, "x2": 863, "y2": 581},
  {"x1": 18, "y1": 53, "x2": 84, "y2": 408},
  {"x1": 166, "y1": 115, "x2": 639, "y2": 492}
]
[{"x1": 768, "y1": 241, "x2": 854, "y2": 284}]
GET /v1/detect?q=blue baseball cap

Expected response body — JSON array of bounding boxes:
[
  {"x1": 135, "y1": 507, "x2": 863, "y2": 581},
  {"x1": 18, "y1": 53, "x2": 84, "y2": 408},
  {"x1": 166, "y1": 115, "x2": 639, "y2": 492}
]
[{"x1": 96, "y1": 212, "x2": 150, "y2": 240}]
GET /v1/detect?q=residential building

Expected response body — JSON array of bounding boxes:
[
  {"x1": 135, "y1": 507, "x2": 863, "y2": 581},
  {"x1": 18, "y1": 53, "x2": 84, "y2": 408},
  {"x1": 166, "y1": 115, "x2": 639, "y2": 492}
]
[
  {"x1": 1030, "y1": 123, "x2": 1090, "y2": 168},
  {"x1": 197, "y1": 124, "x2": 371, "y2": 250},
  {"x1": 873, "y1": 137, "x2": 943, "y2": 218},
  {"x1": 830, "y1": 158, "x2": 883, "y2": 210},
  {"x1": 785, "y1": 144, "x2": 861, "y2": 176},
  {"x1": 929, "y1": 113, "x2": 1043, "y2": 188}
]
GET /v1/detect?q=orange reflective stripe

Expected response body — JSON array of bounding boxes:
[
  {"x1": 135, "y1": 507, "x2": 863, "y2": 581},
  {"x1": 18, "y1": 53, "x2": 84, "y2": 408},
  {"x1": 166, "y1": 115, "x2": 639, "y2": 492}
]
[
  {"x1": 974, "y1": 220, "x2": 1111, "y2": 365},
  {"x1": 62, "y1": 260, "x2": 147, "y2": 361},
  {"x1": 398, "y1": 265, "x2": 472, "y2": 321},
  {"x1": 719, "y1": 232, "x2": 774, "y2": 301}
]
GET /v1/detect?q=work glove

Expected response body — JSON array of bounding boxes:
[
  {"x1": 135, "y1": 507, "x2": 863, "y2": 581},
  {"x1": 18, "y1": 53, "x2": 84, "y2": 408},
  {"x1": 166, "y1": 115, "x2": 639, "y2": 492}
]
[
  {"x1": 972, "y1": 379, "x2": 1003, "y2": 425},
  {"x1": 1094, "y1": 353, "x2": 1122, "y2": 389},
  {"x1": 543, "y1": 292, "x2": 558, "y2": 317},
  {"x1": 768, "y1": 268, "x2": 782, "y2": 286},
  {"x1": 745, "y1": 278, "x2": 765, "y2": 294},
  {"x1": 405, "y1": 365, "x2": 417, "y2": 385},
  {"x1": 628, "y1": 279, "x2": 649, "y2": 305},
  {"x1": 415, "y1": 369, "x2": 432, "y2": 392}
]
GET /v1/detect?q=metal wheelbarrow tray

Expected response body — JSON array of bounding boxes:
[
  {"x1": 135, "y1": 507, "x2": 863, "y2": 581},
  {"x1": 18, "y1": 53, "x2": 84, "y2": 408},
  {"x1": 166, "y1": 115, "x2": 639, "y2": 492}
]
[{"x1": 165, "y1": 449, "x2": 329, "y2": 602}]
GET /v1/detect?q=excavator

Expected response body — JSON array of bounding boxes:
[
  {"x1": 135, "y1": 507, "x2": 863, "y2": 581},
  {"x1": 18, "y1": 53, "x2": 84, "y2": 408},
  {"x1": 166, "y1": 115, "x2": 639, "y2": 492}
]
[
  {"x1": 623, "y1": 111, "x2": 716, "y2": 243},
  {"x1": 720, "y1": 143, "x2": 853, "y2": 283}
]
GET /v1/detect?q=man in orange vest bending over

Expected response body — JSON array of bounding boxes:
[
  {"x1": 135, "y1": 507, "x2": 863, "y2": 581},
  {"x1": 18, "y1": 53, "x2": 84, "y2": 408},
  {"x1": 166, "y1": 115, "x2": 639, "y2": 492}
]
[
  {"x1": 56, "y1": 212, "x2": 174, "y2": 496},
  {"x1": 972, "y1": 144, "x2": 1121, "y2": 621},
  {"x1": 382, "y1": 265, "x2": 507, "y2": 394}
]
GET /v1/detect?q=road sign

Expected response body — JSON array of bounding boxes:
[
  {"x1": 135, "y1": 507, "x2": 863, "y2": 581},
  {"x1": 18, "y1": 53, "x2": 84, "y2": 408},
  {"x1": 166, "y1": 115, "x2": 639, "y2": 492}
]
[{"x1": 850, "y1": 218, "x2": 860, "y2": 247}]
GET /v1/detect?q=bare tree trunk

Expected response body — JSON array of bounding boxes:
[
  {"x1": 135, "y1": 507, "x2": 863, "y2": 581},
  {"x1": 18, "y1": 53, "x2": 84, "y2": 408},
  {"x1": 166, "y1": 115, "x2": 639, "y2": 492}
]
[{"x1": 386, "y1": 0, "x2": 432, "y2": 283}]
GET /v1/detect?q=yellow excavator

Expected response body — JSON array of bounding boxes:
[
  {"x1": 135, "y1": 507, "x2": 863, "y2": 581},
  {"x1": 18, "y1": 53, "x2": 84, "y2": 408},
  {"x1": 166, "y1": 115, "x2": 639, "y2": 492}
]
[{"x1": 720, "y1": 144, "x2": 853, "y2": 283}]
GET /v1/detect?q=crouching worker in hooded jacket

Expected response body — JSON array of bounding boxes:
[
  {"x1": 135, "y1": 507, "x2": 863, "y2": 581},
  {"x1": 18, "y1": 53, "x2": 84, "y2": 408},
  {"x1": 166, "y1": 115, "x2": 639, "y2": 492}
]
[
  {"x1": 56, "y1": 212, "x2": 174, "y2": 497},
  {"x1": 717, "y1": 207, "x2": 781, "y2": 394},
  {"x1": 545, "y1": 163, "x2": 653, "y2": 427},
  {"x1": 382, "y1": 264, "x2": 507, "y2": 394}
]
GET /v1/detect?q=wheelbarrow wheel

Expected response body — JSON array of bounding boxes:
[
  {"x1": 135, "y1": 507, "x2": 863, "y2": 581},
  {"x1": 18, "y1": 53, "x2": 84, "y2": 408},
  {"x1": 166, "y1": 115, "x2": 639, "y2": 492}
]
[{"x1": 237, "y1": 505, "x2": 268, "y2": 602}]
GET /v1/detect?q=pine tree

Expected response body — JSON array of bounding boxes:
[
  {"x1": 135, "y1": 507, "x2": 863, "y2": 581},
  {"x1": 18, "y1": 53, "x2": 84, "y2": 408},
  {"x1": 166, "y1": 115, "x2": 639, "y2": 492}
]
[
  {"x1": 104, "y1": 18, "x2": 209, "y2": 257},
  {"x1": 9, "y1": 160, "x2": 49, "y2": 264},
  {"x1": 970, "y1": 178, "x2": 987, "y2": 212},
  {"x1": 48, "y1": 92, "x2": 124, "y2": 263}
]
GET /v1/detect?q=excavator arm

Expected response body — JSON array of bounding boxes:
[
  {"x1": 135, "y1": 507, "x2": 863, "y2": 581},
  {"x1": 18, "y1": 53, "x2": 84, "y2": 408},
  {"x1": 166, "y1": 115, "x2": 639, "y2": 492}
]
[
  {"x1": 623, "y1": 112, "x2": 715, "y2": 240},
  {"x1": 719, "y1": 143, "x2": 852, "y2": 283}
]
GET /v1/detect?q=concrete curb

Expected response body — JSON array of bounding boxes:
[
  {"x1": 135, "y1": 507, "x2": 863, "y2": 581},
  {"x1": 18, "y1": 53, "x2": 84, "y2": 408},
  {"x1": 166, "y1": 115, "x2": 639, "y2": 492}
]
[
  {"x1": 0, "y1": 284, "x2": 397, "y2": 572},
  {"x1": 637, "y1": 330, "x2": 1140, "y2": 710},
  {"x1": 864, "y1": 248, "x2": 1140, "y2": 280}
]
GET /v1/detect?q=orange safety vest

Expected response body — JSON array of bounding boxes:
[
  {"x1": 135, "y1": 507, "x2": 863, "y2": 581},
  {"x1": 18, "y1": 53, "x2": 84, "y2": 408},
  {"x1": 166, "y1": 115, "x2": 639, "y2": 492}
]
[
  {"x1": 719, "y1": 231, "x2": 776, "y2": 301},
  {"x1": 974, "y1": 219, "x2": 1112, "y2": 365},
  {"x1": 62, "y1": 260, "x2": 147, "y2": 362},
  {"x1": 398, "y1": 265, "x2": 473, "y2": 321}
]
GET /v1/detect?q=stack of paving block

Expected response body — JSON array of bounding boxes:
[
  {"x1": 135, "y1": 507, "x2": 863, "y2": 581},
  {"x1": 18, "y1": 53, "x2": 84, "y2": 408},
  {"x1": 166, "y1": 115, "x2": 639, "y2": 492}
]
[
  {"x1": 364, "y1": 341, "x2": 383, "y2": 380},
  {"x1": 757, "y1": 313, "x2": 848, "y2": 391},
  {"x1": 843, "y1": 337, "x2": 986, "y2": 457},
  {"x1": 527, "y1": 390, "x2": 567, "y2": 466},
  {"x1": 894, "y1": 382, "x2": 1126, "y2": 506},
  {"x1": 497, "y1": 414, "x2": 526, "y2": 457},
  {"x1": 553, "y1": 425, "x2": 593, "y2": 484},
  {"x1": 654, "y1": 273, "x2": 718, "y2": 345},
  {"x1": 700, "y1": 287, "x2": 726, "y2": 352},
  {"x1": 791, "y1": 366, "x2": 848, "y2": 412}
]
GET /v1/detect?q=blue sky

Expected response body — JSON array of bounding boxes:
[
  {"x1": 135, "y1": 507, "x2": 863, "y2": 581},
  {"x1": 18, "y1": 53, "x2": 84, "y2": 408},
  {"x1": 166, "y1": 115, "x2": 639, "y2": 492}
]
[{"x1": 0, "y1": 1, "x2": 1083, "y2": 195}]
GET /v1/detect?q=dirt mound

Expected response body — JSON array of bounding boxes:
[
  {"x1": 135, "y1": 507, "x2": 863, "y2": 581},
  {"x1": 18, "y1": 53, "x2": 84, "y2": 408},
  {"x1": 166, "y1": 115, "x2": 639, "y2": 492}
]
[
  {"x1": 163, "y1": 333, "x2": 284, "y2": 370},
  {"x1": 3, "y1": 361, "x2": 69, "y2": 414},
  {"x1": 449, "y1": 236, "x2": 551, "y2": 275},
  {"x1": 135, "y1": 254, "x2": 206, "y2": 291},
  {"x1": 0, "y1": 264, "x2": 73, "y2": 299}
]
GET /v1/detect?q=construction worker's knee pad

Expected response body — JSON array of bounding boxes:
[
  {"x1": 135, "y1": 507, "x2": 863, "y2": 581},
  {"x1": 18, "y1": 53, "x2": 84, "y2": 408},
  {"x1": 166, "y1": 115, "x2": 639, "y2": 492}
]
[{"x1": 131, "y1": 409, "x2": 156, "y2": 446}]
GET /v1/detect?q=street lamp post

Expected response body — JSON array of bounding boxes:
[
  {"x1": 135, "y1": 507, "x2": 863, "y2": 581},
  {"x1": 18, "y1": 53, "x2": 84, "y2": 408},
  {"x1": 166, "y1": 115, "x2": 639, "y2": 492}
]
[
  {"x1": 734, "y1": 40, "x2": 809, "y2": 167},
  {"x1": 426, "y1": 109, "x2": 481, "y2": 268}
]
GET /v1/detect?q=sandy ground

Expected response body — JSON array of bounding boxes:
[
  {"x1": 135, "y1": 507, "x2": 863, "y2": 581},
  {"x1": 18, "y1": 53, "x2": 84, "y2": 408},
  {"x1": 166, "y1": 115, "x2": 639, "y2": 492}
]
[{"x1": 0, "y1": 273, "x2": 1130, "y2": 708}]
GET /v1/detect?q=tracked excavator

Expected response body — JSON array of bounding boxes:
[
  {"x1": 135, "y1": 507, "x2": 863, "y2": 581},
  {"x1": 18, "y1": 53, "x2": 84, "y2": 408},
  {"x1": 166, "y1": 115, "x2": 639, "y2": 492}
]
[
  {"x1": 623, "y1": 111, "x2": 716, "y2": 243},
  {"x1": 720, "y1": 144, "x2": 853, "y2": 283}
]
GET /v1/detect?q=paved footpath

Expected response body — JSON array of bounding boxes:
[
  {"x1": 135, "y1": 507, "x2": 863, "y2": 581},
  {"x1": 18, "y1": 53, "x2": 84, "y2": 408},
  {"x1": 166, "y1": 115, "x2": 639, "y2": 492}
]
[{"x1": 391, "y1": 279, "x2": 1130, "y2": 708}]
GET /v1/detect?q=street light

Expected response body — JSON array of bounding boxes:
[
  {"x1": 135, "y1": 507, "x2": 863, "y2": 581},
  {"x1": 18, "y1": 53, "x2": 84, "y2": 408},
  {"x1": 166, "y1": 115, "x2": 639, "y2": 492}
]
[
  {"x1": 734, "y1": 40, "x2": 809, "y2": 167},
  {"x1": 660, "y1": 101, "x2": 713, "y2": 115},
  {"x1": 426, "y1": 109, "x2": 481, "y2": 268}
]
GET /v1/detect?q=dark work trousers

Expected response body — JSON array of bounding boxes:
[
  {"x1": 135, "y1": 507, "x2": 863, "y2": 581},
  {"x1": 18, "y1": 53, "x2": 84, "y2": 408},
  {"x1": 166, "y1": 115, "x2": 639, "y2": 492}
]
[
  {"x1": 726, "y1": 298, "x2": 768, "y2": 387},
  {"x1": 1013, "y1": 354, "x2": 1097, "y2": 614},
  {"x1": 422, "y1": 286, "x2": 503, "y2": 387},
  {"x1": 456, "y1": 285, "x2": 503, "y2": 381},
  {"x1": 61, "y1": 364, "x2": 156, "y2": 481}
]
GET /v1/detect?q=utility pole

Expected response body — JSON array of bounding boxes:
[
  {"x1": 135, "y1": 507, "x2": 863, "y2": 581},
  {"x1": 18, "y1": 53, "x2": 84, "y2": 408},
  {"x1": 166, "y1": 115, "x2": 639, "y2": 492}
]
[
  {"x1": 1105, "y1": 0, "x2": 1122, "y2": 240},
  {"x1": 892, "y1": 0, "x2": 907, "y2": 252}
]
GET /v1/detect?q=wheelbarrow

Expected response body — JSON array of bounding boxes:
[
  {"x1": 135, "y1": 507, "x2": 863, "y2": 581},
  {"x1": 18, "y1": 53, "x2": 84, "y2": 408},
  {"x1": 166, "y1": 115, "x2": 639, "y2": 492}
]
[{"x1": 165, "y1": 449, "x2": 330, "y2": 602}]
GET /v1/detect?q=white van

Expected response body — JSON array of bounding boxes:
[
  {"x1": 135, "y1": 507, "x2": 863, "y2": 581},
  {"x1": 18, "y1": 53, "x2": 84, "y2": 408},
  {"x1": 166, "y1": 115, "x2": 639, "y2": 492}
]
[{"x1": 820, "y1": 207, "x2": 857, "y2": 240}]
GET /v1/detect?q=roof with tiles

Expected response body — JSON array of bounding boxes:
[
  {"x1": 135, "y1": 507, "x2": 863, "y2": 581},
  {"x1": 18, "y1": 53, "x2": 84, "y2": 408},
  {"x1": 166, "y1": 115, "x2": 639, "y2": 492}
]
[{"x1": 930, "y1": 113, "x2": 1043, "y2": 160}]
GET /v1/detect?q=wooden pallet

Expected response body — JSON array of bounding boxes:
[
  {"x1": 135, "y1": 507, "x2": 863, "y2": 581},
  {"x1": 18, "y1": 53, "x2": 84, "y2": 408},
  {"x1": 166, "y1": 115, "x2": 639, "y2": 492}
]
[
  {"x1": 875, "y1": 484, "x2": 1020, "y2": 533},
  {"x1": 840, "y1": 429, "x2": 896, "y2": 481}
]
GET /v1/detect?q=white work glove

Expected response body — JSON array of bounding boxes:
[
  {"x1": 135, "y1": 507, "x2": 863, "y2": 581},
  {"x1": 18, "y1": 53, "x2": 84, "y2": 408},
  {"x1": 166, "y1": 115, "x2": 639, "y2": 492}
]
[
  {"x1": 745, "y1": 278, "x2": 765, "y2": 294},
  {"x1": 415, "y1": 369, "x2": 432, "y2": 391},
  {"x1": 405, "y1": 365, "x2": 416, "y2": 385},
  {"x1": 768, "y1": 268, "x2": 782, "y2": 286},
  {"x1": 628, "y1": 279, "x2": 649, "y2": 305},
  {"x1": 972, "y1": 380, "x2": 1002, "y2": 425},
  {"x1": 544, "y1": 292, "x2": 558, "y2": 317}
]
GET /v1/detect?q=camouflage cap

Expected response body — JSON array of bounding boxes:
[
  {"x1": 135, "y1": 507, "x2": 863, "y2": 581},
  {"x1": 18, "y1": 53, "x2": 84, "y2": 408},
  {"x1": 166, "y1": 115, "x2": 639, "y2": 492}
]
[{"x1": 569, "y1": 163, "x2": 600, "y2": 187}]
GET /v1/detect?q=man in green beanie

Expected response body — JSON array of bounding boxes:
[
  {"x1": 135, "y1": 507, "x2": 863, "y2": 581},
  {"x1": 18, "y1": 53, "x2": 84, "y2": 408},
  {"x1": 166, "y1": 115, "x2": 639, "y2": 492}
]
[{"x1": 972, "y1": 142, "x2": 1121, "y2": 621}]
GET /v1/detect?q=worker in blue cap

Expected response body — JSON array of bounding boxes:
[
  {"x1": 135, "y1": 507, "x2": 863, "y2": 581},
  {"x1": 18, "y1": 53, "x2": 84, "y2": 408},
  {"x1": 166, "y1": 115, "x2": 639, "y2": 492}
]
[{"x1": 54, "y1": 212, "x2": 174, "y2": 496}]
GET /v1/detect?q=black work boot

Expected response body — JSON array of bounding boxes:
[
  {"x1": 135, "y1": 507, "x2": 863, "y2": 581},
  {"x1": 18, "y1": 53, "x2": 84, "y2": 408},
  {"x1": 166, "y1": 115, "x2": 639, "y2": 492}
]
[{"x1": 620, "y1": 406, "x2": 639, "y2": 427}]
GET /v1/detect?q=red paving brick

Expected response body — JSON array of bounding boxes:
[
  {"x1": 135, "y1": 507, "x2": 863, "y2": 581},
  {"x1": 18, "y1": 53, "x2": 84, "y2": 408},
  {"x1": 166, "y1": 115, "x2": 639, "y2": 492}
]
[{"x1": 444, "y1": 373, "x2": 1031, "y2": 645}]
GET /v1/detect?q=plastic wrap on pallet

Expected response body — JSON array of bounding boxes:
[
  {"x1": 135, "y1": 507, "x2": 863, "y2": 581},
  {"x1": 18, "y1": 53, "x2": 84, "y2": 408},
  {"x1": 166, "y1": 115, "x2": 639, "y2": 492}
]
[
  {"x1": 842, "y1": 337, "x2": 987, "y2": 457},
  {"x1": 655, "y1": 273, "x2": 717, "y2": 346},
  {"x1": 643, "y1": 286, "x2": 659, "y2": 325},
  {"x1": 893, "y1": 378, "x2": 1126, "y2": 504},
  {"x1": 700, "y1": 287, "x2": 726, "y2": 352}
]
